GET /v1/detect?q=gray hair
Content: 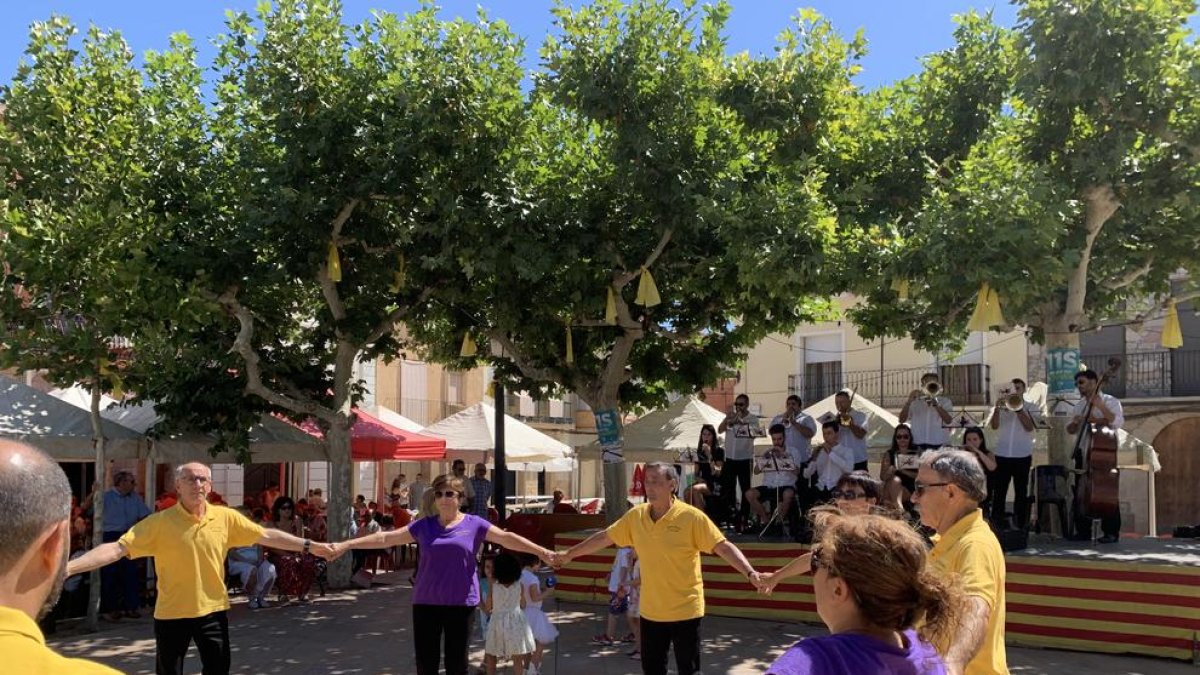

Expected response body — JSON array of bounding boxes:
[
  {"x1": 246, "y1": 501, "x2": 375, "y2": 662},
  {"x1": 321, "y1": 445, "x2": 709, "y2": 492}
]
[
  {"x1": 644, "y1": 462, "x2": 679, "y2": 483},
  {"x1": 922, "y1": 449, "x2": 987, "y2": 502},
  {"x1": 0, "y1": 442, "x2": 72, "y2": 570},
  {"x1": 174, "y1": 462, "x2": 212, "y2": 482}
]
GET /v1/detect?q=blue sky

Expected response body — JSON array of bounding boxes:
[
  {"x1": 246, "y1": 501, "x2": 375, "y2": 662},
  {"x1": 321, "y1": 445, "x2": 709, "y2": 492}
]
[{"x1": 1, "y1": 1, "x2": 1029, "y2": 91}]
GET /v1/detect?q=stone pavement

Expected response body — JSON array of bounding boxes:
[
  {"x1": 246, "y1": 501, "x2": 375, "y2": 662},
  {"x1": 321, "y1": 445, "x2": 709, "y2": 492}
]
[{"x1": 50, "y1": 572, "x2": 1196, "y2": 675}]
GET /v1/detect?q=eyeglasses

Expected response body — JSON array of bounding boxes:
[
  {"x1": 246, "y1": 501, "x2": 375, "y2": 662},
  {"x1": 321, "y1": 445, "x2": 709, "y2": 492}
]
[
  {"x1": 434, "y1": 490, "x2": 460, "y2": 499},
  {"x1": 913, "y1": 481, "x2": 951, "y2": 495},
  {"x1": 279, "y1": 506, "x2": 293, "y2": 510},
  {"x1": 831, "y1": 490, "x2": 867, "y2": 500},
  {"x1": 810, "y1": 545, "x2": 825, "y2": 573}
]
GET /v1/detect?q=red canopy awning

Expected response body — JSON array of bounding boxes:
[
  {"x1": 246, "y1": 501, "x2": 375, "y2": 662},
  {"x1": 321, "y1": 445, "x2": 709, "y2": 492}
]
[{"x1": 298, "y1": 408, "x2": 446, "y2": 461}]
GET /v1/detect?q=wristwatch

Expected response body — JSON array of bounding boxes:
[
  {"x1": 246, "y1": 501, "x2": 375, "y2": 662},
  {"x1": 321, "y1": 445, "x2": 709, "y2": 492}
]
[{"x1": 303, "y1": 538, "x2": 312, "y2": 554}]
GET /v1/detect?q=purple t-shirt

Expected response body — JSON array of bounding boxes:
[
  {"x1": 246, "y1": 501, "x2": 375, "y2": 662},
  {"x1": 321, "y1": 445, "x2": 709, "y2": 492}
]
[
  {"x1": 408, "y1": 513, "x2": 491, "y2": 606},
  {"x1": 768, "y1": 629, "x2": 946, "y2": 675}
]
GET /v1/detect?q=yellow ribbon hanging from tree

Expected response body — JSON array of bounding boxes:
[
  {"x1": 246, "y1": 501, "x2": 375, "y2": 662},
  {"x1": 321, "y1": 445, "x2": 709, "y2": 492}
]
[
  {"x1": 604, "y1": 288, "x2": 617, "y2": 325},
  {"x1": 459, "y1": 333, "x2": 477, "y2": 357},
  {"x1": 965, "y1": 283, "x2": 1004, "y2": 332},
  {"x1": 565, "y1": 323, "x2": 575, "y2": 364},
  {"x1": 387, "y1": 253, "x2": 406, "y2": 293},
  {"x1": 890, "y1": 278, "x2": 910, "y2": 301},
  {"x1": 635, "y1": 267, "x2": 661, "y2": 307},
  {"x1": 1161, "y1": 298, "x2": 1184, "y2": 349},
  {"x1": 327, "y1": 243, "x2": 342, "y2": 282}
]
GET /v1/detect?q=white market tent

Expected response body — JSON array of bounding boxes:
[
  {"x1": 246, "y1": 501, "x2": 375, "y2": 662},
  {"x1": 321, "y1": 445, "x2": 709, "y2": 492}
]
[
  {"x1": 372, "y1": 405, "x2": 425, "y2": 433},
  {"x1": 422, "y1": 402, "x2": 575, "y2": 472},
  {"x1": 101, "y1": 401, "x2": 329, "y2": 464},
  {"x1": 0, "y1": 376, "x2": 142, "y2": 459},
  {"x1": 48, "y1": 385, "x2": 118, "y2": 412},
  {"x1": 579, "y1": 395, "x2": 725, "y2": 462}
]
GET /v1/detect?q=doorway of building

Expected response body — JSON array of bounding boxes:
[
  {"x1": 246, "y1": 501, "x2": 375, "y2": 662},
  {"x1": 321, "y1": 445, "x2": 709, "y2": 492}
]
[
  {"x1": 244, "y1": 463, "x2": 284, "y2": 509},
  {"x1": 1151, "y1": 417, "x2": 1200, "y2": 533}
]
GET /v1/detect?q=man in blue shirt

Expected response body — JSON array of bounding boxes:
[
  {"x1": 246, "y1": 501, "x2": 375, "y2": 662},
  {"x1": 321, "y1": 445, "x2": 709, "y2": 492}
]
[
  {"x1": 467, "y1": 463, "x2": 494, "y2": 521},
  {"x1": 101, "y1": 470, "x2": 150, "y2": 620}
]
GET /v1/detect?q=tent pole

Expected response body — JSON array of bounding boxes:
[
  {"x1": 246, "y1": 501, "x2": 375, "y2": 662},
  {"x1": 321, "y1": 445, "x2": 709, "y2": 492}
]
[{"x1": 494, "y1": 382, "x2": 507, "y2": 524}]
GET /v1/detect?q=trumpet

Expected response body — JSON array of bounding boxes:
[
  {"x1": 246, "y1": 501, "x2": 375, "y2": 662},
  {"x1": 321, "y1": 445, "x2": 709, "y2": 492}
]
[
  {"x1": 999, "y1": 388, "x2": 1024, "y2": 412},
  {"x1": 838, "y1": 412, "x2": 852, "y2": 426},
  {"x1": 923, "y1": 380, "x2": 942, "y2": 405}
]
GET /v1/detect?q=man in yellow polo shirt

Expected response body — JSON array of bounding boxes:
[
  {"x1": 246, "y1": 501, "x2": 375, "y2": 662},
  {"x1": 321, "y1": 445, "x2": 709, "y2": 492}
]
[
  {"x1": 68, "y1": 462, "x2": 337, "y2": 675},
  {"x1": 0, "y1": 440, "x2": 120, "y2": 674},
  {"x1": 557, "y1": 462, "x2": 761, "y2": 675},
  {"x1": 912, "y1": 448, "x2": 1008, "y2": 675}
]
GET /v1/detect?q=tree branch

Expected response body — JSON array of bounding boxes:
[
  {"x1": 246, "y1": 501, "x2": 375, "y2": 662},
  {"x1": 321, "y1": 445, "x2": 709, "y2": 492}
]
[
  {"x1": 615, "y1": 228, "x2": 674, "y2": 287},
  {"x1": 1067, "y1": 185, "x2": 1120, "y2": 325},
  {"x1": 1102, "y1": 261, "x2": 1152, "y2": 292},
  {"x1": 213, "y1": 288, "x2": 336, "y2": 424},
  {"x1": 489, "y1": 330, "x2": 560, "y2": 385},
  {"x1": 364, "y1": 285, "x2": 438, "y2": 346},
  {"x1": 575, "y1": 318, "x2": 641, "y2": 330},
  {"x1": 320, "y1": 199, "x2": 361, "y2": 326}
]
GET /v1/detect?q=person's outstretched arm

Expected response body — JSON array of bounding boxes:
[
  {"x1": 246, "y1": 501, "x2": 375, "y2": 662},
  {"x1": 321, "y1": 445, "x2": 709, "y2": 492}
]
[
  {"x1": 558, "y1": 529, "x2": 615, "y2": 566},
  {"x1": 334, "y1": 526, "x2": 414, "y2": 554},
  {"x1": 755, "y1": 552, "x2": 812, "y2": 595},
  {"x1": 485, "y1": 526, "x2": 555, "y2": 565},
  {"x1": 66, "y1": 542, "x2": 127, "y2": 577}
]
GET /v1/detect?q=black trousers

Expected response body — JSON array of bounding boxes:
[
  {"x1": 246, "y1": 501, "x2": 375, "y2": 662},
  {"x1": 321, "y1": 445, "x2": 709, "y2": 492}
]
[
  {"x1": 154, "y1": 611, "x2": 230, "y2": 675},
  {"x1": 722, "y1": 458, "x2": 753, "y2": 511},
  {"x1": 101, "y1": 530, "x2": 141, "y2": 612},
  {"x1": 853, "y1": 460, "x2": 869, "y2": 472},
  {"x1": 413, "y1": 604, "x2": 475, "y2": 675},
  {"x1": 640, "y1": 616, "x2": 702, "y2": 675},
  {"x1": 991, "y1": 455, "x2": 1033, "y2": 529}
]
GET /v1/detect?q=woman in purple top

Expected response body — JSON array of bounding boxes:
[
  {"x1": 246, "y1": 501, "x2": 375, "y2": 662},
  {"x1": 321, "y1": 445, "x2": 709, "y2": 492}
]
[
  {"x1": 336, "y1": 474, "x2": 554, "y2": 675},
  {"x1": 767, "y1": 512, "x2": 963, "y2": 675}
]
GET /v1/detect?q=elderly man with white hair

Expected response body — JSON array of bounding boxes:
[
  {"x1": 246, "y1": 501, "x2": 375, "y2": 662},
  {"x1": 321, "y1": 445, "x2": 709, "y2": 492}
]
[
  {"x1": 69, "y1": 462, "x2": 337, "y2": 675},
  {"x1": 911, "y1": 449, "x2": 1008, "y2": 675}
]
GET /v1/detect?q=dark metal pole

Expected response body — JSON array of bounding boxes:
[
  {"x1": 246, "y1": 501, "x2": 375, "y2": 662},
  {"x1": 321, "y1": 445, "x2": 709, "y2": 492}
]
[{"x1": 494, "y1": 380, "x2": 507, "y2": 525}]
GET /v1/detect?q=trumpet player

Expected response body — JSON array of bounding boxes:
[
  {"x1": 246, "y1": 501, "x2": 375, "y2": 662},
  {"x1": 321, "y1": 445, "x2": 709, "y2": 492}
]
[
  {"x1": 988, "y1": 378, "x2": 1038, "y2": 529},
  {"x1": 718, "y1": 394, "x2": 760, "y2": 518},
  {"x1": 899, "y1": 373, "x2": 953, "y2": 449},
  {"x1": 832, "y1": 390, "x2": 868, "y2": 471},
  {"x1": 770, "y1": 395, "x2": 817, "y2": 466}
]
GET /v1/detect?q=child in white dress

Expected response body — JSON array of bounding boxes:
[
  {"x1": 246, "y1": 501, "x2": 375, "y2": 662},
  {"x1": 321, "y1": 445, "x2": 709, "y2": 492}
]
[
  {"x1": 484, "y1": 552, "x2": 535, "y2": 675},
  {"x1": 625, "y1": 550, "x2": 642, "y2": 660},
  {"x1": 520, "y1": 555, "x2": 559, "y2": 674}
]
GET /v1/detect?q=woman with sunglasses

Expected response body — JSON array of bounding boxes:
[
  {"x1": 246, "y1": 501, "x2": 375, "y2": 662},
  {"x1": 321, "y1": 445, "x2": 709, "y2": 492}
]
[
  {"x1": 880, "y1": 425, "x2": 919, "y2": 512},
  {"x1": 334, "y1": 473, "x2": 556, "y2": 675},
  {"x1": 766, "y1": 513, "x2": 964, "y2": 674},
  {"x1": 267, "y1": 497, "x2": 317, "y2": 603}
]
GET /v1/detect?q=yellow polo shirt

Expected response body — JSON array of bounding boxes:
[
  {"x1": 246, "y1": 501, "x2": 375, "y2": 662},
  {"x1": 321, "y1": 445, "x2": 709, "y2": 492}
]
[
  {"x1": 928, "y1": 508, "x2": 1008, "y2": 675},
  {"x1": 0, "y1": 605, "x2": 120, "y2": 674},
  {"x1": 119, "y1": 503, "x2": 265, "y2": 620},
  {"x1": 607, "y1": 499, "x2": 725, "y2": 622}
]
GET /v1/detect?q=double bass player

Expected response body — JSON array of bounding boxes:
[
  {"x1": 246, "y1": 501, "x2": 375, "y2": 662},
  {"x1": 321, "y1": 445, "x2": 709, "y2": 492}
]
[{"x1": 1066, "y1": 369, "x2": 1125, "y2": 544}]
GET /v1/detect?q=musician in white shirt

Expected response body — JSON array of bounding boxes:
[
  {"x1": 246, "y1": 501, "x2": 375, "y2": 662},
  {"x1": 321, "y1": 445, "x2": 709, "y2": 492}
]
[
  {"x1": 899, "y1": 373, "x2": 953, "y2": 448},
  {"x1": 1066, "y1": 370, "x2": 1125, "y2": 543},
  {"x1": 718, "y1": 393, "x2": 761, "y2": 514},
  {"x1": 745, "y1": 425, "x2": 798, "y2": 528},
  {"x1": 987, "y1": 378, "x2": 1039, "y2": 529},
  {"x1": 805, "y1": 421, "x2": 856, "y2": 500},
  {"x1": 828, "y1": 390, "x2": 868, "y2": 471},
  {"x1": 770, "y1": 395, "x2": 817, "y2": 466}
]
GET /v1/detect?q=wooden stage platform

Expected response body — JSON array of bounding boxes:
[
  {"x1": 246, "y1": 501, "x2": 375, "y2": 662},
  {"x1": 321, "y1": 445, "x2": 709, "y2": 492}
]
[{"x1": 552, "y1": 530, "x2": 1200, "y2": 662}]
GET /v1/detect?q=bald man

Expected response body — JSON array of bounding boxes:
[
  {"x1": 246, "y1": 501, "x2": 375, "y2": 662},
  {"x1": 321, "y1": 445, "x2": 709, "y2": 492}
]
[
  {"x1": 0, "y1": 441, "x2": 119, "y2": 673},
  {"x1": 69, "y1": 462, "x2": 338, "y2": 675}
]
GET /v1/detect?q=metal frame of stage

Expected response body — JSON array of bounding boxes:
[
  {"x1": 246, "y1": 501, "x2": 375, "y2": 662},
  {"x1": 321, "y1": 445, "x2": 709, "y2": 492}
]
[{"x1": 552, "y1": 530, "x2": 1200, "y2": 662}]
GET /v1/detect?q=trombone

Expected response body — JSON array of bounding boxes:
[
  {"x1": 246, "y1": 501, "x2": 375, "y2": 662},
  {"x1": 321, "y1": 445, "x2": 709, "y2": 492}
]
[
  {"x1": 998, "y1": 387, "x2": 1024, "y2": 412},
  {"x1": 923, "y1": 380, "x2": 942, "y2": 405}
]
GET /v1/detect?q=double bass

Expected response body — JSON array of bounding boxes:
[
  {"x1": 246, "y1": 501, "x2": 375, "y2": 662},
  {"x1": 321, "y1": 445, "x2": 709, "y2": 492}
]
[{"x1": 1071, "y1": 358, "x2": 1122, "y2": 527}]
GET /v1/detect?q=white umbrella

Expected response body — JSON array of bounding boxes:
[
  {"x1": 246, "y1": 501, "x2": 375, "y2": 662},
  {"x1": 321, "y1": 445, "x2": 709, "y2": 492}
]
[
  {"x1": 49, "y1": 385, "x2": 117, "y2": 411},
  {"x1": 792, "y1": 392, "x2": 901, "y2": 449},
  {"x1": 422, "y1": 402, "x2": 575, "y2": 472},
  {"x1": 578, "y1": 395, "x2": 725, "y2": 462}
]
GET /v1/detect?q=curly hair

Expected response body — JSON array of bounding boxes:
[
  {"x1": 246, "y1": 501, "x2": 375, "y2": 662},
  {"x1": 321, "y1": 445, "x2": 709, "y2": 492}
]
[{"x1": 810, "y1": 512, "x2": 965, "y2": 648}]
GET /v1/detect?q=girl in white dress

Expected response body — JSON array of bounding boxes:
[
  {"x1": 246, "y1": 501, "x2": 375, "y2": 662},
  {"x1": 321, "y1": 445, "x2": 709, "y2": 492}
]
[
  {"x1": 520, "y1": 555, "x2": 559, "y2": 674},
  {"x1": 484, "y1": 552, "x2": 535, "y2": 675}
]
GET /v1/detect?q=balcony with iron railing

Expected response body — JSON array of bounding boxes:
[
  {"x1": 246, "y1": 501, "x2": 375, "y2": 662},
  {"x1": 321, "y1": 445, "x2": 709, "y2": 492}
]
[
  {"x1": 1078, "y1": 350, "x2": 1200, "y2": 398},
  {"x1": 789, "y1": 364, "x2": 993, "y2": 409}
]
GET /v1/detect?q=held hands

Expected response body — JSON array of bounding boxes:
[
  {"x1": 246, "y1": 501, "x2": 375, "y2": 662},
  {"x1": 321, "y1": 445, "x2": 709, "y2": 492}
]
[
  {"x1": 310, "y1": 542, "x2": 341, "y2": 561},
  {"x1": 752, "y1": 571, "x2": 779, "y2": 596},
  {"x1": 546, "y1": 549, "x2": 572, "y2": 569}
]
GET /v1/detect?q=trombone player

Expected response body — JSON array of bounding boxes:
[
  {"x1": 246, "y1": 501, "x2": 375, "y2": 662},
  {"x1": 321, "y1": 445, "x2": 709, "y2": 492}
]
[
  {"x1": 899, "y1": 372, "x2": 953, "y2": 449},
  {"x1": 988, "y1": 378, "x2": 1038, "y2": 529},
  {"x1": 822, "y1": 390, "x2": 868, "y2": 471}
]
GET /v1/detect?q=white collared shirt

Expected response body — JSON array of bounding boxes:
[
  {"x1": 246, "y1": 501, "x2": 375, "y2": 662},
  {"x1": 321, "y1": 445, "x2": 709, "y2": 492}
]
[
  {"x1": 993, "y1": 402, "x2": 1039, "y2": 459},
  {"x1": 907, "y1": 396, "x2": 953, "y2": 446},
  {"x1": 771, "y1": 413, "x2": 817, "y2": 464},
  {"x1": 835, "y1": 410, "x2": 868, "y2": 463},
  {"x1": 1071, "y1": 393, "x2": 1124, "y2": 430},
  {"x1": 804, "y1": 444, "x2": 855, "y2": 491},
  {"x1": 723, "y1": 414, "x2": 761, "y2": 461}
]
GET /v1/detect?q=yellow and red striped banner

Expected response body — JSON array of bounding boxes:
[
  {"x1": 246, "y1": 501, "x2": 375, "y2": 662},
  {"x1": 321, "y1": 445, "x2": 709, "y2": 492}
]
[{"x1": 553, "y1": 531, "x2": 1200, "y2": 661}]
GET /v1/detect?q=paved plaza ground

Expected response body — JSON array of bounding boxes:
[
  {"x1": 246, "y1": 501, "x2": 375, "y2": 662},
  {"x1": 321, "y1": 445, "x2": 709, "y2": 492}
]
[{"x1": 50, "y1": 572, "x2": 1195, "y2": 675}]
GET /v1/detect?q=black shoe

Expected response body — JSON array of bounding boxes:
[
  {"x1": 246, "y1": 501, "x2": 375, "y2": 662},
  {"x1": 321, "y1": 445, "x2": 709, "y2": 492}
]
[{"x1": 1097, "y1": 534, "x2": 1119, "y2": 544}]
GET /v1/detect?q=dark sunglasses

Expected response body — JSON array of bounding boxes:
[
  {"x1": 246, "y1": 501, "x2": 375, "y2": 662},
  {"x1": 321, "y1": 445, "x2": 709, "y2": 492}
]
[
  {"x1": 279, "y1": 505, "x2": 293, "y2": 510},
  {"x1": 434, "y1": 490, "x2": 461, "y2": 499},
  {"x1": 913, "y1": 481, "x2": 950, "y2": 495},
  {"x1": 894, "y1": 435, "x2": 912, "y2": 440},
  {"x1": 831, "y1": 490, "x2": 867, "y2": 500}
]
